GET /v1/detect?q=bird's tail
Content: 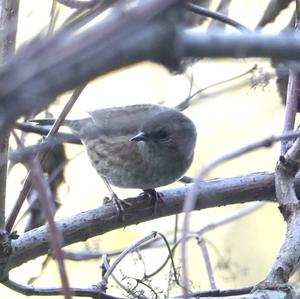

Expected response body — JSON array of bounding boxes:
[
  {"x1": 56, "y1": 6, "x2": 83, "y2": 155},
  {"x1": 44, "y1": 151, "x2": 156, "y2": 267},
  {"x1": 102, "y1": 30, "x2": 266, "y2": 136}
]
[
  {"x1": 30, "y1": 118, "x2": 55, "y2": 125},
  {"x1": 30, "y1": 119, "x2": 72, "y2": 126},
  {"x1": 29, "y1": 118, "x2": 89, "y2": 135}
]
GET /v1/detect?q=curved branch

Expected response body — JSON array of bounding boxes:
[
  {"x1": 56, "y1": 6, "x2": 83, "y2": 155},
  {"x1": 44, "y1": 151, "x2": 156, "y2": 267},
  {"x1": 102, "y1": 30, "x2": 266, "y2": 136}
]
[{"x1": 185, "y1": 2, "x2": 250, "y2": 32}]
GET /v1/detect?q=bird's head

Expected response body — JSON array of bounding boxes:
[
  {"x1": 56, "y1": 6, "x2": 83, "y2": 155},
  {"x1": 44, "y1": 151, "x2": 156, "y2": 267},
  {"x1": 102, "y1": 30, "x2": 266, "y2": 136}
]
[{"x1": 130, "y1": 109, "x2": 197, "y2": 160}]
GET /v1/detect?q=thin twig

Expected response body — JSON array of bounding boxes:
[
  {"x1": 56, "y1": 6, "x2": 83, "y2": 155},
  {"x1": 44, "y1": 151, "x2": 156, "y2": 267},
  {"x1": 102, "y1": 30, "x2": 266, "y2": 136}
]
[
  {"x1": 176, "y1": 65, "x2": 257, "y2": 111},
  {"x1": 101, "y1": 231, "x2": 182, "y2": 298},
  {"x1": 197, "y1": 237, "x2": 217, "y2": 289},
  {"x1": 47, "y1": 1, "x2": 59, "y2": 35},
  {"x1": 280, "y1": 4, "x2": 300, "y2": 155},
  {"x1": 141, "y1": 202, "x2": 264, "y2": 283},
  {"x1": 102, "y1": 254, "x2": 140, "y2": 298},
  {"x1": 5, "y1": 84, "x2": 86, "y2": 232},
  {"x1": 185, "y1": 2, "x2": 251, "y2": 32},
  {"x1": 14, "y1": 150, "x2": 82, "y2": 230},
  {"x1": 197, "y1": 202, "x2": 265, "y2": 235},
  {"x1": 280, "y1": 69, "x2": 299, "y2": 154},
  {"x1": 208, "y1": 0, "x2": 232, "y2": 31},
  {"x1": 12, "y1": 131, "x2": 72, "y2": 299},
  {"x1": 256, "y1": 0, "x2": 293, "y2": 28},
  {"x1": 99, "y1": 232, "x2": 158, "y2": 291},
  {"x1": 14, "y1": 122, "x2": 79, "y2": 143}
]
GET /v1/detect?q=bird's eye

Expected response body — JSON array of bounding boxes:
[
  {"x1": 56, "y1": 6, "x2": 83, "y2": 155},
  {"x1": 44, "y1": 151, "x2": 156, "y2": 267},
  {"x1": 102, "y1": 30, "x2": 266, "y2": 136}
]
[{"x1": 156, "y1": 129, "x2": 168, "y2": 139}]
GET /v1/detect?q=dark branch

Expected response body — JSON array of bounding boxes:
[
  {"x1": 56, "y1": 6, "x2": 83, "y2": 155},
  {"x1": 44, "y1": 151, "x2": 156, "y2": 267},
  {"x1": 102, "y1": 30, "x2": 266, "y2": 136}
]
[
  {"x1": 183, "y1": 31, "x2": 300, "y2": 60},
  {"x1": 1, "y1": 0, "x2": 300, "y2": 135},
  {"x1": 0, "y1": 0, "x2": 182, "y2": 134}
]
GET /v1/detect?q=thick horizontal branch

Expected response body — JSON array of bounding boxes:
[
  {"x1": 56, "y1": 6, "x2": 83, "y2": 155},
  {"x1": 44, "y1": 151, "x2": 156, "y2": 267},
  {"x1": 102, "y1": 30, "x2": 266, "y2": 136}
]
[
  {"x1": 0, "y1": 171, "x2": 281, "y2": 280},
  {"x1": 0, "y1": 0, "x2": 181, "y2": 134},
  {"x1": 0, "y1": 0, "x2": 300, "y2": 134},
  {"x1": 183, "y1": 31, "x2": 300, "y2": 60}
]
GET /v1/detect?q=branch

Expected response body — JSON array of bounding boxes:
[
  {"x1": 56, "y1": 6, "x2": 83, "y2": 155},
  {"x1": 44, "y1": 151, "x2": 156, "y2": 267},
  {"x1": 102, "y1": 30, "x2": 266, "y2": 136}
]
[
  {"x1": 185, "y1": 2, "x2": 250, "y2": 32},
  {"x1": 0, "y1": 171, "x2": 281, "y2": 280},
  {"x1": 256, "y1": 0, "x2": 294, "y2": 28},
  {"x1": 2, "y1": 0, "x2": 300, "y2": 134},
  {"x1": 257, "y1": 16, "x2": 300, "y2": 289},
  {"x1": 5, "y1": 85, "x2": 86, "y2": 233},
  {"x1": 12, "y1": 133, "x2": 71, "y2": 299},
  {"x1": 0, "y1": 0, "x2": 19, "y2": 256},
  {"x1": 280, "y1": 68, "x2": 299, "y2": 154},
  {"x1": 0, "y1": 0, "x2": 181, "y2": 134},
  {"x1": 4, "y1": 279, "x2": 295, "y2": 298},
  {"x1": 260, "y1": 139, "x2": 300, "y2": 286},
  {"x1": 280, "y1": 19, "x2": 299, "y2": 155},
  {"x1": 3, "y1": 279, "x2": 121, "y2": 298},
  {"x1": 57, "y1": 0, "x2": 99, "y2": 9},
  {"x1": 183, "y1": 31, "x2": 300, "y2": 60}
]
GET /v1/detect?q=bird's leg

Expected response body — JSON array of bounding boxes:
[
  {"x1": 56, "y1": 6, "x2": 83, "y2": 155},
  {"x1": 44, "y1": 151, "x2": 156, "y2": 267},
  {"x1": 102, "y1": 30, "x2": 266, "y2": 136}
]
[
  {"x1": 101, "y1": 176, "x2": 131, "y2": 218},
  {"x1": 141, "y1": 189, "x2": 164, "y2": 216}
]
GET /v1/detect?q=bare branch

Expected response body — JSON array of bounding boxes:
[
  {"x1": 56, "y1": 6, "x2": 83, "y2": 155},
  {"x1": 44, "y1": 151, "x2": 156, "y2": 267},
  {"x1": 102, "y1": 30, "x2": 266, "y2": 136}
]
[
  {"x1": 5, "y1": 84, "x2": 85, "y2": 233},
  {"x1": 261, "y1": 135, "x2": 300, "y2": 287},
  {"x1": 280, "y1": 47, "x2": 299, "y2": 154},
  {"x1": 3, "y1": 278, "x2": 120, "y2": 298},
  {"x1": 185, "y1": 2, "x2": 250, "y2": 31},
  {"x1": 57, "y1": 0, "x2": 99, "y2": 9},
  {"x1": 197, "y1": 238, "x2": 217, "y2": 289},
  {"x1": 0, "y1": 170, "x2": 280, "y2": 280},
  {"x1": 12, "y1": 133, "x2": 71, "y2": 299},
  {"x1": 183, "y1": 31, "x2": 300, "y2": 60},
  {"x1": 256, "y1": 0, "x2": 294, "y2": 28},
  {"x1": 2, "y1": 4, "x2": 300, "y2": 134},
  {"x1": 0, "y1": 0, "x2": 181, "y2": 133},
  {"x1": 0, "y1": 0, "x2": 19, "y2": 256}
]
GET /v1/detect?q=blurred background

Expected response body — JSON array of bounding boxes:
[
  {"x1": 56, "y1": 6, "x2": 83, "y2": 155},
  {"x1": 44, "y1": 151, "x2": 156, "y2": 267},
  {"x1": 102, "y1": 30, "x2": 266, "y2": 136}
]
[{"x1": 2, "y1": 0, "x2": 296, "y2": 298}]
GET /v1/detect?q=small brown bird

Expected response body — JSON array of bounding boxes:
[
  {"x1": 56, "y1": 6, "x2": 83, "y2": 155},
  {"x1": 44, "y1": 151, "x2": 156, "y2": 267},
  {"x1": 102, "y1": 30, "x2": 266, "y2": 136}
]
[{"x1": 33, "y1": 104, "x2": 197, "y2": 204}]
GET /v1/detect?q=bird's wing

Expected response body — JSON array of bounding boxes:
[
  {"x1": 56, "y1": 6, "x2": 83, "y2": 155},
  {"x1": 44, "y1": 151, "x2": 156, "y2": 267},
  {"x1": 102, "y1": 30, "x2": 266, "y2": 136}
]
[{"x1": 88, "y1": 104, "x2": 170, "y2": 138}]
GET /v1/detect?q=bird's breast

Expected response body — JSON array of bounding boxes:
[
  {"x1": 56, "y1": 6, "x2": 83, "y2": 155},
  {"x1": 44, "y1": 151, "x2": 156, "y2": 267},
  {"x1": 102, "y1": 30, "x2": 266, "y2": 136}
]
[{"x1": 83, "y1": 138, "x2": 191, "y2": 190}]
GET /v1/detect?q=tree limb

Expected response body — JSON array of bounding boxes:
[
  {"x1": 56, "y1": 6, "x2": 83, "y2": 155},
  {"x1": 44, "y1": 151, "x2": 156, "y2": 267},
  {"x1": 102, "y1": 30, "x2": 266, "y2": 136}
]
[
  {"x1": 0, "y1": 171, "x2": 279, "y2": 280},
  {"x1": 2, "y1": 1, "x2": 300, "y2": 135},
  {"x1": 0, "y1": 0, "x2": 19, "y2": 256}
]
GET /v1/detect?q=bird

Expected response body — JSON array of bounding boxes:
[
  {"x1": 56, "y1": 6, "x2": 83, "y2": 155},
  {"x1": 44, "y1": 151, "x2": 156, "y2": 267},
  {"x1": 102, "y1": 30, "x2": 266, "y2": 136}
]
[{"x1": 31, "y1": 104, "x2": 197, "y2": 212}]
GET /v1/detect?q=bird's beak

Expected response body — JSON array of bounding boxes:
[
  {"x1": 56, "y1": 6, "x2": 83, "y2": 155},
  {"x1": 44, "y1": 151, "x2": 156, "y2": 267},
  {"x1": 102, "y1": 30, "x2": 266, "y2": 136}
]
[{"x1": 130, "y1": 132, "x2": 146, "y2": 142}]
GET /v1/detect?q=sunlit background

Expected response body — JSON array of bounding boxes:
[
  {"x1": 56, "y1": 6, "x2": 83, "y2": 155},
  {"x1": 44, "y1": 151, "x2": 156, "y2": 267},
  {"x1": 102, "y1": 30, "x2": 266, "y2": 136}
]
[{"x1": 2, "y1": 0, "x2": 295, "y2": 298}]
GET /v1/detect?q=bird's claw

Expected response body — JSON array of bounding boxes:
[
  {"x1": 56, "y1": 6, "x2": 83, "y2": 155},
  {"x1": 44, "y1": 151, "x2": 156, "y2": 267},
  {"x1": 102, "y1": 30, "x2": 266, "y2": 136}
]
[
  {"x1": 141, "y1": 189, "x2": 164, "y2": 217},
  {"x1": 103, "y1": 192, "x2": 132, "y2": 221}
]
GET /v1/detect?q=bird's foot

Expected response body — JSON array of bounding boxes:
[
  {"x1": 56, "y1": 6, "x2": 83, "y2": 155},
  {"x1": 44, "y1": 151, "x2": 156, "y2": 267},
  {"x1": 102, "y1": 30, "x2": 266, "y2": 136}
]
[
  {"x1": 141, "y1": 189, "x2": 164, "y2": 217},
  {"x1": 103, "y1": 192, "x2": 132, "y2": 221}
]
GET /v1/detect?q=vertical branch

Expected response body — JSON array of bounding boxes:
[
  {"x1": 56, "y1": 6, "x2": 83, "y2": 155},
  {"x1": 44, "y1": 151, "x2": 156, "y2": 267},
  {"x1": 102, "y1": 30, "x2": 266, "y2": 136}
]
[
  {"x1": 0, "y1": 0, "x2": 19, "y2": 253},
  {"x1": 280, "y1": 69, "x2": 299, "y2": 155},
  {"x1": 259, "y1": 2, "x2": 300, "y2": 287},
  {"x1": 280, "y1": 4, "x2": 300, "y2": 155},
  {"x1": 0, "y1": 136, "x2": 9, "y2": 234},
  {"x1": 12, "y1": 131, "x2": 72, "y2": 299},
  {"x1": 26, "y1": 156, "x2": 71, "y2": 299},
  {"x1": 197, "y1": 238, "x2": 217, "y2": 290}
]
